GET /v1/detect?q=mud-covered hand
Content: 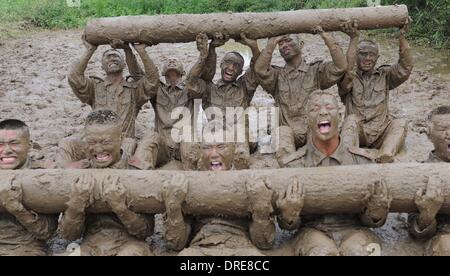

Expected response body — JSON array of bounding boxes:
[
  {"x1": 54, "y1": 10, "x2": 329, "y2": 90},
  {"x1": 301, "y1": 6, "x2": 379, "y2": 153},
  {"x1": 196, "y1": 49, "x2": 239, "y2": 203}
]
[
  {"x1": 81, "y1": 34, "x2": 97, "y2": 52},
  {"x1": 400, "y1": 16, "x2": 413, "y2": 36},
  {"x1": 267, "y1": 35, "x2": 285, "y2": 48},
  {"x1": 196, "y1": 33, "x2": 209, "y2": 58},
  {"x1": 414, "y1": 175, "x2": 445, "y2": 229},
  {"x1": 68, "y1": 173, "x2": 95, "y2": 210},
  {"x1": 210, "y1": 32, "x2": 229, "y2": 48},
  {"x1": 162, "y1": 174, "x2": 188, "y2": 216},
  {"x1": 236, "y1": 33, "x2": 258, "y2": 49},
  {"x1": 103, "y1": 175, "x2": 128, "y2": 212},
  {"x1": 110, "y1": 39, "x2": 131, "y2": 50},
  {"x1": 162, "y1": 174, "x2": 190, "y2": 251},
  {"x1": 276, "y1": 177, "x2": 304, "y2": 224},
  {"x1": 132, "y1": 43, "x2": 149, "y2": 53},
  {"x1": 0, "y1": 175, "x2": 25, "y2": 213},
  {"x1": 362, "y1": 179, "x2": 392, "y2": 223},
  {"x1": 341, "y1": 20, "x2": 360, "y2": 38},
  {"x1": 246, "y1": 176, "x2": 274, "y2": 220}
]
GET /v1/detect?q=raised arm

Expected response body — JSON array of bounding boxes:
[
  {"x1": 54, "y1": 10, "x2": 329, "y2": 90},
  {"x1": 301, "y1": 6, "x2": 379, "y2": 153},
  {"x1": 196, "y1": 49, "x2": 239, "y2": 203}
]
[
  {"x1": 131, "y1": 44, "x2": 160, "y2": 104},
  {"x1": 186, "y1": 33, "x2": 210, "y2": 99},
  {"x1": 103, "y1": 175, "x2": 154, "y2": 240},
  {"x1": 387, "y1": 18, "x2": 414, "y2": 90},
  {"x1": 339, "y1": 21, "x2": 360, "y2": 96},
  {"x1": 67, "y1": 35, "x2": 97, "y2": 105},
  {"x1": 254, "y1": 36, "x2": 284, "y2": 94},
  {"x1": 314, "y1": 26, "x2": 347, "y2": 72},
  {"x1": 200, "y1": 32, "x2": 229, "y2": 82}
]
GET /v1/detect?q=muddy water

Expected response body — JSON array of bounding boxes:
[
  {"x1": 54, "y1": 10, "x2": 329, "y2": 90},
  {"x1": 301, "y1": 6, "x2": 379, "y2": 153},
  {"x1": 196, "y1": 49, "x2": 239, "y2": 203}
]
[{"x1": 0, "y1": 30, "x2": 449, "y2": 255}]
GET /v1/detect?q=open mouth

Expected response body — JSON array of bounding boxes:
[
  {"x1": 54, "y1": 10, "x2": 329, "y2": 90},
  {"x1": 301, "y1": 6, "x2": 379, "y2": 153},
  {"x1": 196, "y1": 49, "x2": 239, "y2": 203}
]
[
  {"x1": 318, "y1": 121, "x2": 332, "y2": 134},
  {"x1": 447, "y1": 144, "x2": 450, "y2": 153},
  {"x1": 210, "y1": 161, "x2": 224, "y2": 171},
  {"x1": 362, "y1": 60, "x2": 373, "y2": 67},
  {"x1": 95, "y1": 153, "x2": 112, "y2": 163},
  {"x1": 0, "y1": 156, "x2": 17, "y2": 164},
  {"x1": 224, "y1": 71, "x2": 234, "y2": 79},
  {"x1": 108, "y1": 61, "x2": 119, "y2": 68}
]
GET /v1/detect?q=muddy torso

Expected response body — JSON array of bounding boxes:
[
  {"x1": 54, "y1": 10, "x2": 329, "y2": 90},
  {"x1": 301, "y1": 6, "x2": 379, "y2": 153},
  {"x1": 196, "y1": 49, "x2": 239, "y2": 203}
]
[
  {"x1": 154, "y1": 81, "x2": 191, "y2": 147},
  {"x1": 189, "y1": 216, "x2": 252, "y2": 248},
  {"x1": 203, "y1": 79, "x2": 253, "y2": 112},
  {"x1": 284, "y1": 137, "x2": 374, "y2": 168}
]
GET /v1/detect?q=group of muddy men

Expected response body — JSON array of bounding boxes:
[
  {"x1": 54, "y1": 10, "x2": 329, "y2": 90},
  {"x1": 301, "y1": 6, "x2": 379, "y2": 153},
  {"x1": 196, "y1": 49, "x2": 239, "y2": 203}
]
[{"x1": 1, "y1": 18, "x2": 450, "y2": 256}]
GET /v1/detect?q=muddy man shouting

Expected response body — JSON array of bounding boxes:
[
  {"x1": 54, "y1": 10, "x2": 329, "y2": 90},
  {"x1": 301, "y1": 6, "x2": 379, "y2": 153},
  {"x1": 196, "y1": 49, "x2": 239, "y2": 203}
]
[{"x1": 281, "y1": 91, "x2": 392, "y2": 256}]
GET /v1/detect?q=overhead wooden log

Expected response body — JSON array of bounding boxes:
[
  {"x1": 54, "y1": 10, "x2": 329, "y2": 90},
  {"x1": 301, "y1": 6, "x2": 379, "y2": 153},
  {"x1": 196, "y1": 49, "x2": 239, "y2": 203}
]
[
  {"x1": 0, "y1": 163, "x2": 449, "y2": 216},
  {"x1": 84, "y1": 5, "x2": 409, "y2": 45}
]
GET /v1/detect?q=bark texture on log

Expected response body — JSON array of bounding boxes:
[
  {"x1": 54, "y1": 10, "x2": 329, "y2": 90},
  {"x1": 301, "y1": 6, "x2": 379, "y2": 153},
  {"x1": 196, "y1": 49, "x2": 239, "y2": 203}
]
[
  {"x1": 84, "y1": 5, "x2": 409, "y2": 45},
  {"x1": 0, "y1": 163, "x2": 449, "y2": 216}
]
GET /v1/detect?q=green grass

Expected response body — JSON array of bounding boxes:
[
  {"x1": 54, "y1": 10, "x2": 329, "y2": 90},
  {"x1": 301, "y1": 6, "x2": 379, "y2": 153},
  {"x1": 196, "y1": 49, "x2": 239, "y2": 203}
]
[{"x1": 0, "y1": 0, "x2": 448, "y2": 47}]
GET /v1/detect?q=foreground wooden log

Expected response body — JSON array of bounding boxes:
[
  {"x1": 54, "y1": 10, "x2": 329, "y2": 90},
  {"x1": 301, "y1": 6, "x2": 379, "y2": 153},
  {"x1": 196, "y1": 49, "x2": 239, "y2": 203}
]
[
  {"x1": 84, "y1": 5, "x2": 409, "y2": 45},
  {"x1": 0, "y1": 163, "x2": 449, "y2": 216}
]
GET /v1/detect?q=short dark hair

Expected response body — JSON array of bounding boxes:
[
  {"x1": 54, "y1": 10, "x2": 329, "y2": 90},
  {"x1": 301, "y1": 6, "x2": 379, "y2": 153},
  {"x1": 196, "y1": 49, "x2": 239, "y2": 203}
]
[
  {"x1": 358, "y1": 40, "x2": 379, "y2": 51},
  {"x1": 85, "y1": 110, "x2": 120, "y2": 126},
  {"x1": 0, "y1": 119, "x2": 30, "y2": 138},
  {"x1": 428, "y1": 105, "x2": 450, "y2": 121},
  {"x1": 225, "y1": 51, "x2": 244, "y2": 65}
]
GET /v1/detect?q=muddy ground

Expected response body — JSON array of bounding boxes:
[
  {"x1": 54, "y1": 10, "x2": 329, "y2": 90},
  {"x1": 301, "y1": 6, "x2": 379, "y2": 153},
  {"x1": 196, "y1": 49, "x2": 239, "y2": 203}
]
[{"x1": 0, "y1": 29, "x2": 449, "y2": 256}]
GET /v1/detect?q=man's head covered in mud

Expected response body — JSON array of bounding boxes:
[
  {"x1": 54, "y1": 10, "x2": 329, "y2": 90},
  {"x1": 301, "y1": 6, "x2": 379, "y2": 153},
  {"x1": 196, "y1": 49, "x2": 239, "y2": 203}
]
[
  {"x1": 0, "y1": 119, "x2": 31, "y2": 170},
  {"x1": 83, "y1": 110, "x2": 122, "y2": 168},
  {"x1": 162, "y1": 58, "x2": 185, "y2": 86},
  {"x1": 428, "y1": 105, "x2": 450, "y2": 162},
  {"x1": 307, "y1": 90, "x2": 340, "y2": 143},
  {"x1": 277, "y1": 34, "x2": 304, "y2": 62},
  {"x1": 357, "y1": 40, "x2": 380, "y2": 72},
  {"x1": 220, "y1": 51, "x2": 245, "y2": 83},
  {"x1": 199, "y1": 120, "x2": 235, "y2": 171},
  {"x1": 101, "y1": 49, "x2": 126, "y2": 74}
]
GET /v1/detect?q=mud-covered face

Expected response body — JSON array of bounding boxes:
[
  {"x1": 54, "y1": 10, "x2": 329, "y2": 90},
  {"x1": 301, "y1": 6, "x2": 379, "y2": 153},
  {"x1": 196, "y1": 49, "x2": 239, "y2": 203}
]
[
  {"x1": 357, "y1": 43, "x2": 379, "y2": 72},
  {"x1": 165, "y1": 69, "x2": 182, "y2": 86},
  {"x1": 0, "y1": 129, "x2": 30, "y2": 170},
  {"x1": 429, "y1": 114, "x2": 450, "y2": 162},
  {"x1": 308, "y1": 94, "x2": 340, "y2": 142},
  {"x1": 84, "y1": 124, "x2": 122, "y2": 168},
  {"x1": 201, "y1": 142, "x2": 234, "y2": 171},
  {"x1": 102, "y1": 50, "x2": 125, "y2": 74},
  {"x1": 278, "y1": 36, "x2": 302, "y2": 62},
  {"x1": 220, "y1": 53, "x2": 244, "y2": 83}
]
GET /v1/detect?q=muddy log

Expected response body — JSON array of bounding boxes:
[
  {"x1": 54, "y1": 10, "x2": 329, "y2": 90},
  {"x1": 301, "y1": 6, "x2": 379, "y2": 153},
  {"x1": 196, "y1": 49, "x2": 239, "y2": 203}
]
[
  {"x1": 1, "y1": 163, "x2": 449, "y2": 216},
  {"x1": 84, "y1": 5, "x2": 409, "y2": 45}
]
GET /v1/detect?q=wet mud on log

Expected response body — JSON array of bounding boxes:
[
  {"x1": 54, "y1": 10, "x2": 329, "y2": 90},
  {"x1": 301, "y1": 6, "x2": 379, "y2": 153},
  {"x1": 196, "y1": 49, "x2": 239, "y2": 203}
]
[
  {"x1": 0, "y1": 163, "x2": 449, "y2": 215},
  {"x1": 84, "y1": 5, "x2": 409, "y2": 45}
]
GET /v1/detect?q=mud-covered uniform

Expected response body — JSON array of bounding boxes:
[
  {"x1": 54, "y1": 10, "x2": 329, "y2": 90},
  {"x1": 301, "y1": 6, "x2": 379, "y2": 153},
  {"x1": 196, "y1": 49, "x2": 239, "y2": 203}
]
[
  {"x1": 57, "y1": 75, "x2": 158, "y2": 166},
  {"x1": 178, "y1": 217, "x2": 263, "y2": 256},
  {"x1": 188, "y1": 65, "x2": 260, "y2": 169},
  {"x1": 256, "y1": 56, "x2": 345, "y2": 160},
  {"x1": 338, "y1": 50, "x2": 412, "y2": 151},
  {"x1": 408, "y1": 152, "x2": 450, "y2": 256},
  {"x1": 134, "y1": 80, "x2": 203, "y2": 169},
  {"x1": 0, "y1": 159, "x2": 57, "y2": 256},
  {"x1": 282, "y1": 137, "x2": 384, "y2": 256}
]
